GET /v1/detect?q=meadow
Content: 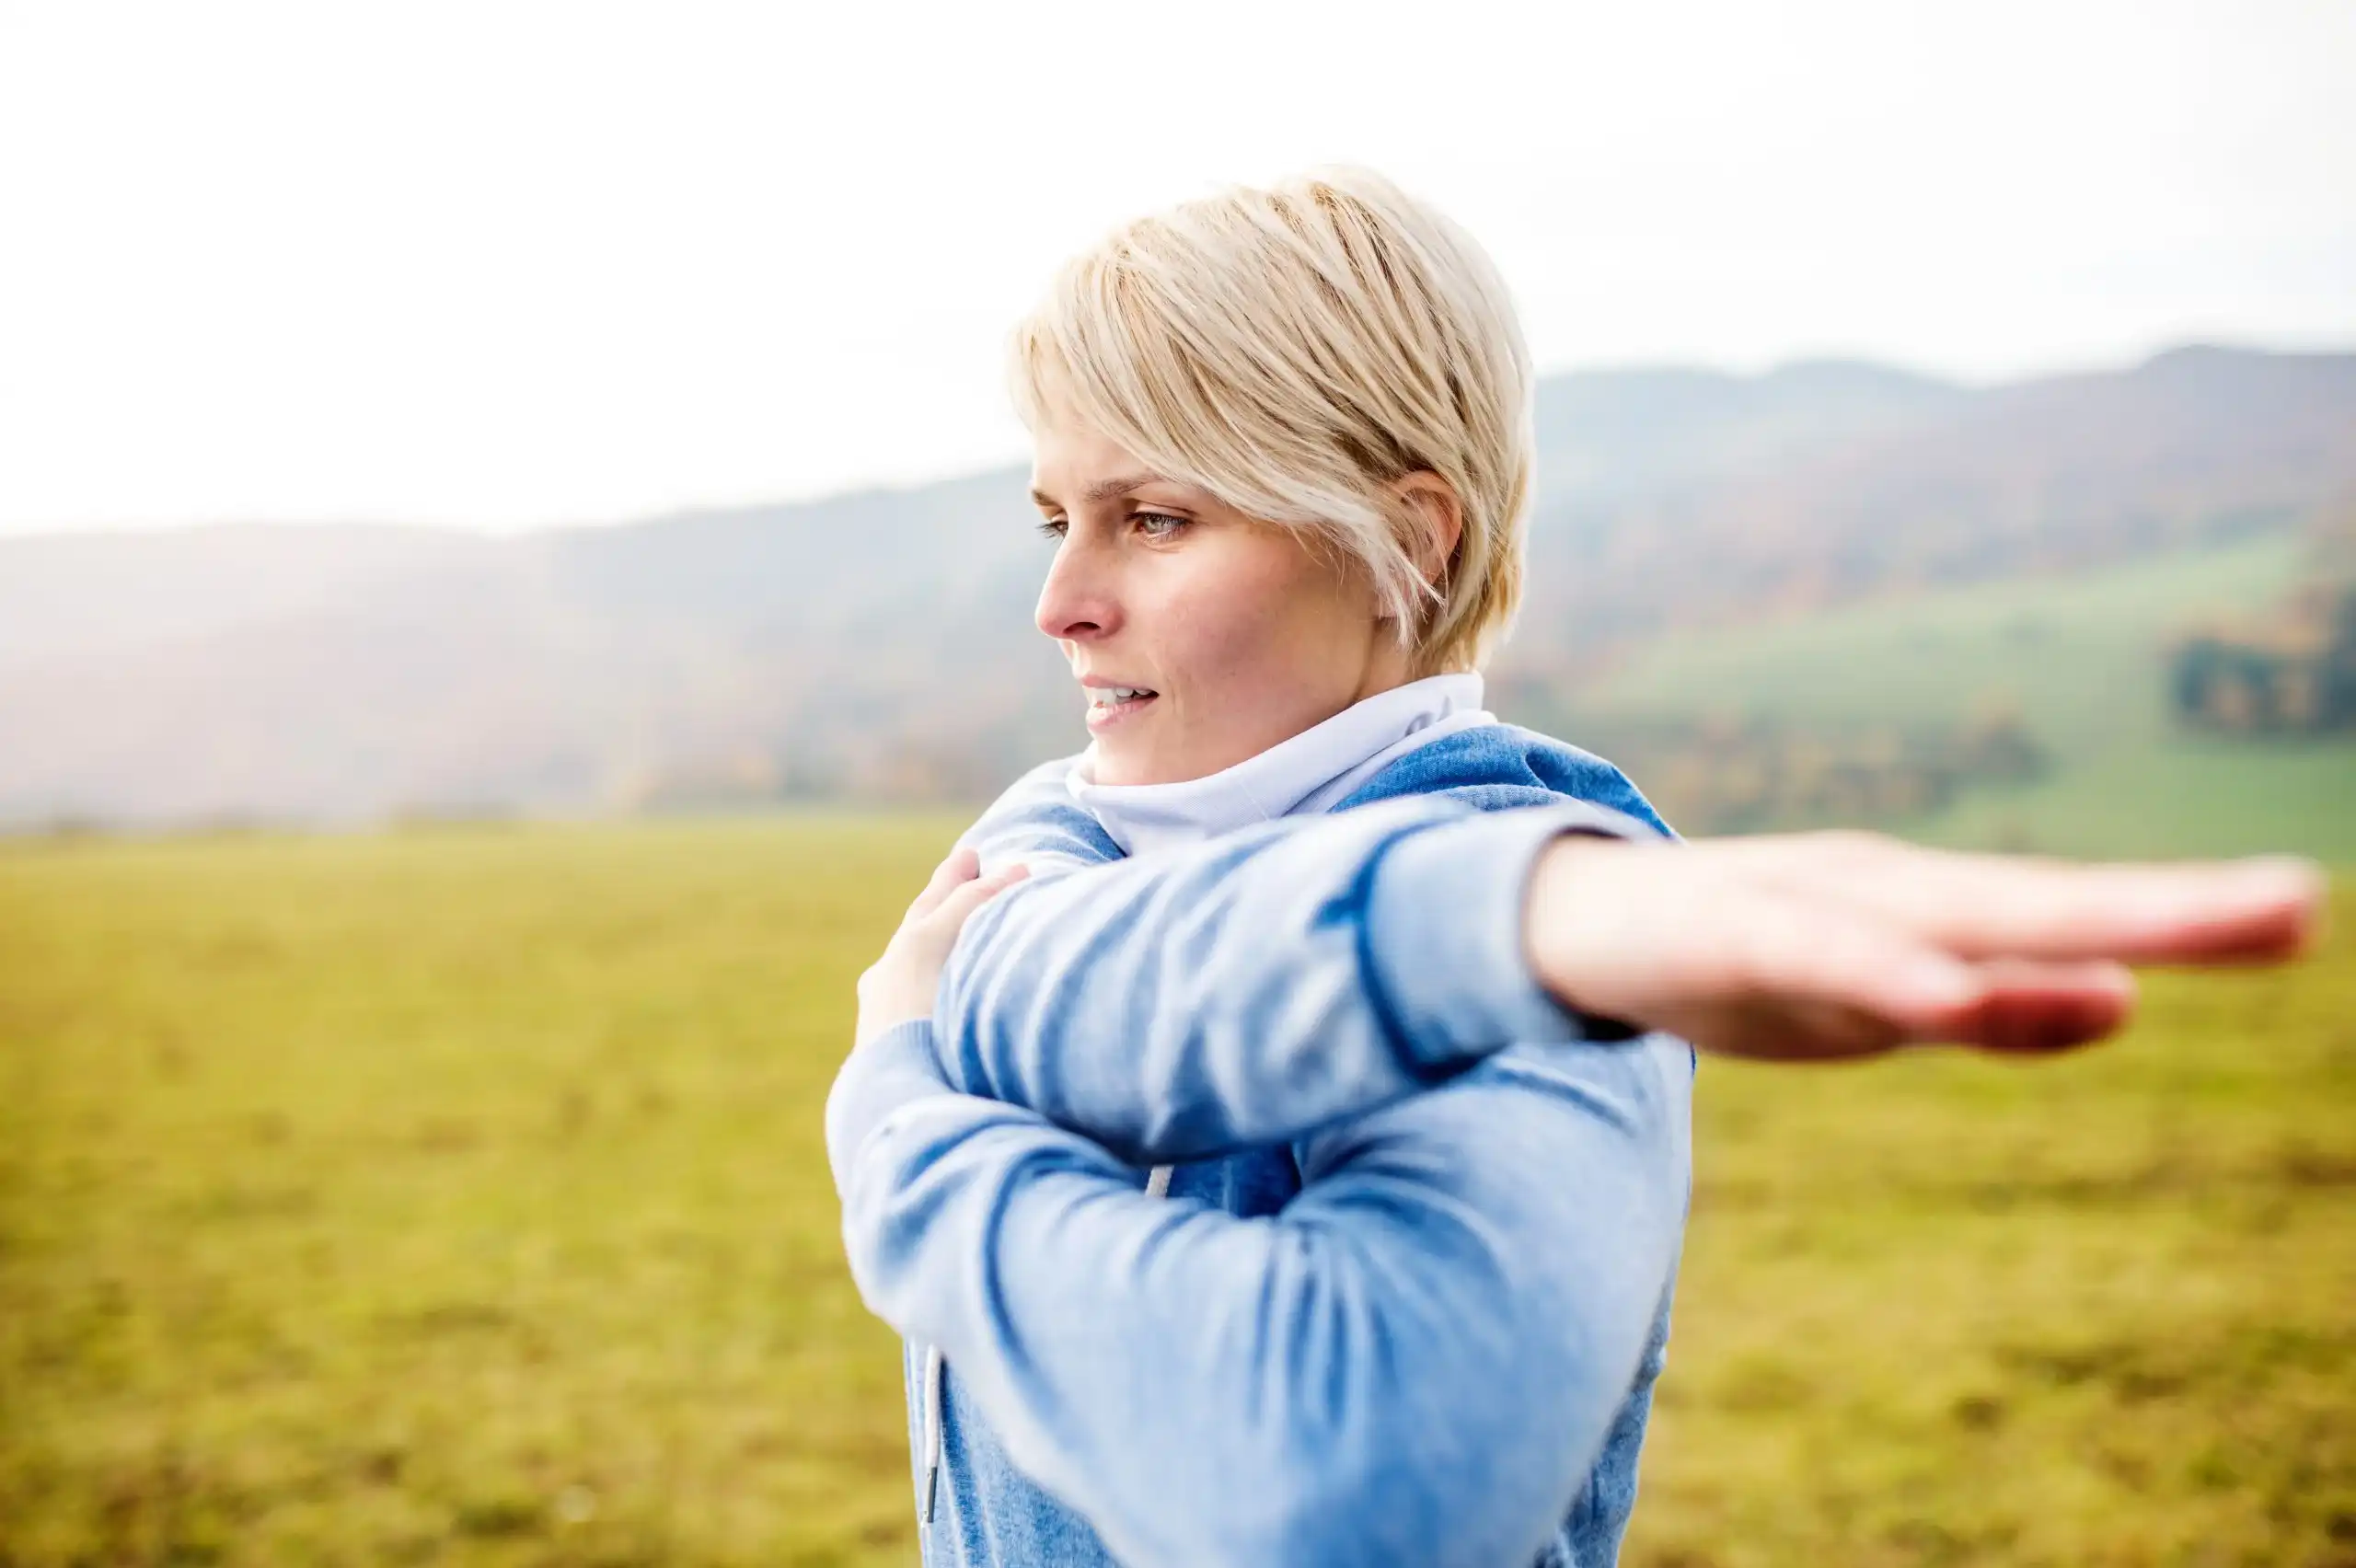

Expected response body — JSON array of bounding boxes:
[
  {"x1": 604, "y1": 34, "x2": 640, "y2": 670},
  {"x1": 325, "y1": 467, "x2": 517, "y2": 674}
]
[{"x1": 2, "y1": 814, "x2": 2350, "y2": 1567}]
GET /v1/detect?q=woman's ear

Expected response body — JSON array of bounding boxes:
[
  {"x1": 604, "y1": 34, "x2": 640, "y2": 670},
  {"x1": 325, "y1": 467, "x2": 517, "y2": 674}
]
[{"x1": 1389, "y1": 471, "x2": 1465, "y2": 588}]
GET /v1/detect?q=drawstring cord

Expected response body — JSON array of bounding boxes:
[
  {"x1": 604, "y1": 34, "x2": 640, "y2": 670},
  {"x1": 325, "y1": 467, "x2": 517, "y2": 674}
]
[
  {"x1": 921, "y1": 1163, "x2": 1175, "y2": 1528},
  {"x1": 921, "y1": 1343, "x2": 945, "y2": 1523}
]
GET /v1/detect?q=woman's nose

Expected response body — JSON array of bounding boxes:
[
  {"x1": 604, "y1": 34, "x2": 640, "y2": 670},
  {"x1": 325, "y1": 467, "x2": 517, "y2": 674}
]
[{"x1": 1034, "y1": 537, "x2": 1120, "y2": 643}]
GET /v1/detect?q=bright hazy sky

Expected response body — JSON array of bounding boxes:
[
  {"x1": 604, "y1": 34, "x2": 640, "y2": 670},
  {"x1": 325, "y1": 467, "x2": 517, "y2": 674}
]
[{"x1": 3, "y1": 0, "x2": 2351, "y2": 533}]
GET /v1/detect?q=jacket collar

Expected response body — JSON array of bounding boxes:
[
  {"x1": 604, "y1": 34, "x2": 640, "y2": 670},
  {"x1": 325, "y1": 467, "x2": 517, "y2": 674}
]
[{"x1": 1066, "y1": 673, "x2": 1492, "y2": 857}]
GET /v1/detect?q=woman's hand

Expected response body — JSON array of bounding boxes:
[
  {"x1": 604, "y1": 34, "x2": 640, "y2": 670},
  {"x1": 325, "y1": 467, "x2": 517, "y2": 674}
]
[
  {"x1": 855, "y1": 847, "x2": 1031, "y2": 1050},
  {"x1": 1524, "y1": 831, "x2": 2325, "y2": 1061}
]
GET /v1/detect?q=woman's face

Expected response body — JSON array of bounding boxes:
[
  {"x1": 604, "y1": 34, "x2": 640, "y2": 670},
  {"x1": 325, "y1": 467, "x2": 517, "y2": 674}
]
[{"x1": 1029, "y1": 418, "x2": 1408, "y2": 786}]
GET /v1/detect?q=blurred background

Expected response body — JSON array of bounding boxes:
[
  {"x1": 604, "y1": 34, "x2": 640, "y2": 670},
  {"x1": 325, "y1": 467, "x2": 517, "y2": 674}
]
[{"x1": 1, "y1": 3, "x2": 2350, "y2": 1564}]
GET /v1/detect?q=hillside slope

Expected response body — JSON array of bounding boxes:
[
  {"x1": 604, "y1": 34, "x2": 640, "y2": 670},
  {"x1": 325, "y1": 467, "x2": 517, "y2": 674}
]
[{"x1": 1533, "y1": 536, "x2": 2356, "y2": 859}]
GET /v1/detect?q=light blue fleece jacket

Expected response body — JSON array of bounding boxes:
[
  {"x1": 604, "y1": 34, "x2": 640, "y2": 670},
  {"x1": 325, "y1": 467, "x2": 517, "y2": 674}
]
[{"x1": 826, "y1": 716, "x2": 1693, "y2": 1568}]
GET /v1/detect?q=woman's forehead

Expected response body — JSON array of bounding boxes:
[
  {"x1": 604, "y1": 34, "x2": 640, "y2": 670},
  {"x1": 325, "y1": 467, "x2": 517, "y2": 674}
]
[
  {"x1": 1031, "y1": 424, "x2": 1200, "y2": 505},
  {"x1": 1031, "y1": 419, "x2": 1139, "y2": 481}
]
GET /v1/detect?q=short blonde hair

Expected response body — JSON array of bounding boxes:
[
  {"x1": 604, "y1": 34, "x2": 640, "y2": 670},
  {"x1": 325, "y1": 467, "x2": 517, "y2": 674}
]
[{"x1": 1011, "y1": 167, "x2": 1533, "y2": 674}]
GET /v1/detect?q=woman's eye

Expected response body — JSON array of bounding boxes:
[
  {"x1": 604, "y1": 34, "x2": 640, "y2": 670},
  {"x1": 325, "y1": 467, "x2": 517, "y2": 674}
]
[
  {"x1": 1035, "y1": 517, "x2": 1068, "y2": 541},
  {"x1": 1134, "y1": 511, "x2": 1189, "y2": 540}
]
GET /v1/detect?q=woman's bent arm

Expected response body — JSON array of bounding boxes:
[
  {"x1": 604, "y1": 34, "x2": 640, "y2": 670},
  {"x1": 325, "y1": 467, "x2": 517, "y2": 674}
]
[
  {"x1": 935, "y1": 792, "x2": 1658, "y2": 1165},
  {"x1": 827, "y1": 1019, "x2": 1689, "y2": 1568}
]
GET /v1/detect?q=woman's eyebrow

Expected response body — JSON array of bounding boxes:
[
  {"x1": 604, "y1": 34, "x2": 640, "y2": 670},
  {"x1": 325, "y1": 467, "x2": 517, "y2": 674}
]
[{"x1": 1029, "y1": 473, "x2": 1173, "y2": 508}]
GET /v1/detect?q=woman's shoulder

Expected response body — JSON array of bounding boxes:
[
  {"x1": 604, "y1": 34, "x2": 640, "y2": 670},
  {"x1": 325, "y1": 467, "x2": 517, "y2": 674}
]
[
  {"x1": 1339, "y1": 721, "x2": 1675, "y2": 838},
  {"x1": 956, "y1": 754, "x2": 1122, "y2": 875}
]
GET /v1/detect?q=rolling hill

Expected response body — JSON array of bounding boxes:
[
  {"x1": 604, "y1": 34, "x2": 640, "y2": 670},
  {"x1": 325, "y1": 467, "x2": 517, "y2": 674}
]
[{"x1": 2, "y1": 345, "x2": 2350, "y2": 850}]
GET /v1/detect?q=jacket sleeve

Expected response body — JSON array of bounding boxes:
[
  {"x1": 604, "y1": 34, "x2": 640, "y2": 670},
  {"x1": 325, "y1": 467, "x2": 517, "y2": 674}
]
[
  {"x1": 826, "y1": 1019, "x2": 1691, "y2": 1568},
  {"x1": 932, "y1": 795, "x2": 1661, "y2": 1165}
]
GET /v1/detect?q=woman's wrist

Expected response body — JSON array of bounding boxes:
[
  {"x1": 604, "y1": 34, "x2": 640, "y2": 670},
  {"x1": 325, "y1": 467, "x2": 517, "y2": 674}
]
[{"x1": 1521, "y1": 834, "x2": 1648, "y2": 1039}]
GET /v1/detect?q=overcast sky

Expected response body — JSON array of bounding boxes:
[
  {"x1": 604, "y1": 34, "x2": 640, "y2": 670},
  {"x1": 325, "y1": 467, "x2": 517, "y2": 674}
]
[{"x1": 3, "y1": 0, "x2": 2351, "y2": 534}]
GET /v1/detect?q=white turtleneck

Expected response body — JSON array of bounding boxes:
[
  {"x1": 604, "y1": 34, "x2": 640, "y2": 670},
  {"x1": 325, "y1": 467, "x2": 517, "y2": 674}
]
[{"x1": 1066, "y1": 672, "x2": 1494, "y2": 859}]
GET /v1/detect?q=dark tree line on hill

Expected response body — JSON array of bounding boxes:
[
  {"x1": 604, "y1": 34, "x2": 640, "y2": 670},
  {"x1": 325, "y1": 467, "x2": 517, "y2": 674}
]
[
  {"x1": 2172, "y1": 506, "x2": 2356, "y2": 735},
  {"x1": 2172, "y1": 588, "x2": 2356, "y2": 734}
]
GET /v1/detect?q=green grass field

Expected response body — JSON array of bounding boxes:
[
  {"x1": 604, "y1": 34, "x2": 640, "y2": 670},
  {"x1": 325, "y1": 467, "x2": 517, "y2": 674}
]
[
  {"x1": 2, "y1": 817, "x2": 2350, "y2": 1567},
  {"x1": 1558, "y1": 536, "x2": 2356, "y2": 860}
]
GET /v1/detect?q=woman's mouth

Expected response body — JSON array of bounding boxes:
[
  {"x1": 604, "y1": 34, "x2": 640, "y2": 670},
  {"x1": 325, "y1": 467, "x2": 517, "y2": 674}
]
[{"x1": 1084, "y1": 685, "x2": 1159, "y2": 731}]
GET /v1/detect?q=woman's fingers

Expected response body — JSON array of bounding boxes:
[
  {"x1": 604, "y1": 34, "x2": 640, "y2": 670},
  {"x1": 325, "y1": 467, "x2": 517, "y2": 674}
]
[
  {"x1": 1704, "y1": 873, "x2": 2147, "y2": 1055},
  {"x1": 907, "y1": 845, "x2": 982, "y2": 919},
  {"x1": 1938, "y1": 958, "x2": 2137, "y2": 1055},
  {"x1": 1766, "y1": 842, "x2": 2325, "y2": 966},
  {"x1": 927, "y1": 861, "x2": 1031, "y2": 930}
]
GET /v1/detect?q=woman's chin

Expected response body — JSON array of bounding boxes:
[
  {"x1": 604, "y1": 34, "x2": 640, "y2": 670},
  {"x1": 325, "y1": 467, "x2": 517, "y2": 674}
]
[
  {"x1": 1087, "y1": 725, "x2": 1188, "y2": 789},
  {"x1": 1087, "y1": 744, "x2": 1156, "y2": 786}
]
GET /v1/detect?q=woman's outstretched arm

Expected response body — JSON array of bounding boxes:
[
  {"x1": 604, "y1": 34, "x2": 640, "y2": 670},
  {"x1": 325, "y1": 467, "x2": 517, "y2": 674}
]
[
  {"x1": 912, "y1": 778, "x2": 2321, "y2": 1166},
  {"x1": 826, "y1": 1016, "x2": 1689, "y2": 1568}
]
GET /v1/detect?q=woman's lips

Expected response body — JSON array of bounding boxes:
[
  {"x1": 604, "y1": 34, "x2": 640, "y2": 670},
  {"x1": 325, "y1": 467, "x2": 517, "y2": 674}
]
[{"x1": 1084, "y1": 691, "x2": 1159, "y2": 732}]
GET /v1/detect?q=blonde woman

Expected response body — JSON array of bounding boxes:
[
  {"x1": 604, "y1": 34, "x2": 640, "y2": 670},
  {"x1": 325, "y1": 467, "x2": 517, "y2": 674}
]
[{"x1": 826, "y1": 170, "x2": 2319, "y2": 1568}]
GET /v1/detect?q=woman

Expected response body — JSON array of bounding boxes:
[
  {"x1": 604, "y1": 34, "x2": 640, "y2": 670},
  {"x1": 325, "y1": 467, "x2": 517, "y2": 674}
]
[{"x1": 826, "y1": 169, "x2": 2319, "y2": 1568}]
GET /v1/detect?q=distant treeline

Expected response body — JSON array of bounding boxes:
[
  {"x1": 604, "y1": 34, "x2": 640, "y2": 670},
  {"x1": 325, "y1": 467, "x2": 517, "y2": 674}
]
[
  {"x1": 2171, "y1": 507, "x2": 2356, "y2": 735},
  {"x1": 2172, "y1": 586, "x2": 2356, "y2": 733}
]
